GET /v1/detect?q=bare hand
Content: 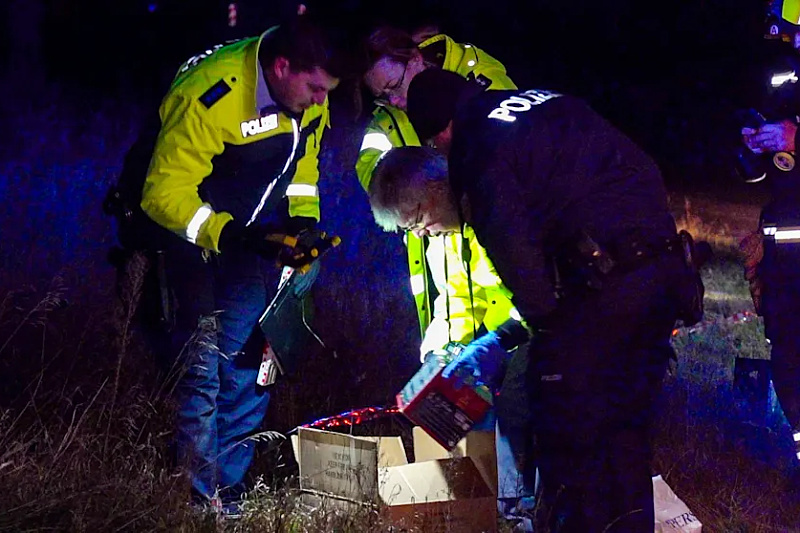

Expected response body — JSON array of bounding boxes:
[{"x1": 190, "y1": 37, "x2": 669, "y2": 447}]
[{"x1": 741, "y1": 120, "x2": 797, "y2": 153}]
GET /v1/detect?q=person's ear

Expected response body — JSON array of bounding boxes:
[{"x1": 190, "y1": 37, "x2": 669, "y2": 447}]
[
  {"x1": 430, "y1": 121, "x2": 453, "y2": 151},
  {"x1": 408, "y1": 48, "x2": 425, "y2": 69},
  {"x1": 273, "y1": 57, "x2": 291, "y2": 80}
]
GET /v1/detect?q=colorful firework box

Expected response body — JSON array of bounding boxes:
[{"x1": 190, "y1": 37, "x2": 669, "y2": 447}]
[{"x1": 396, "y1": 346, "x2": 493, "y2": 450}]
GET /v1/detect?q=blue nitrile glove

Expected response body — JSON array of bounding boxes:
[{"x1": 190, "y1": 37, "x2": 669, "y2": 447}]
[{"x1": 442, "y1": 331, "x2": 509, "y2": 389}]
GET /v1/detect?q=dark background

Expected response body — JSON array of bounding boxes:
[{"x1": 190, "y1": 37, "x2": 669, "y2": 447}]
[
  {"x1": 0, "y1": 0, "x2": 787, "y2": 417},
  {"x1": 0, "y1": 0, "x2": 783, "y2": 189}
]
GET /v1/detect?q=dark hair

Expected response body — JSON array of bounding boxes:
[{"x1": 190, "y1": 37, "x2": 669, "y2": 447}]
[
  {"x1": 364, "y1": 26, "x2": 418, "y2": 67},
  {"x1": 407, "y1": 69, "x2": 473, "y2": 141},
  {"x1": 258, "y1": 14, "x2": 362, "y2": 80}
]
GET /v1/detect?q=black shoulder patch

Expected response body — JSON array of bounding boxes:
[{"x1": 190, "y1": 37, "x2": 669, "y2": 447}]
[
  {"x1": 199, "y1": 79, "x2": 232, "y2": 109},
  {"x1": 466, "y1": 71, "x2": 492, "y2": 88}
]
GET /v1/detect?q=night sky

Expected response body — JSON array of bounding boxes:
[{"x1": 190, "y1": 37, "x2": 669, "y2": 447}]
[{"x1": 0, "y1": 0, "x2": 786, "y2": 284}]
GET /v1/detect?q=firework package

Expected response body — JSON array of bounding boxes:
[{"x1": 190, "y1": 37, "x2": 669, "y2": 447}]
[{"x1": 396, "y1": 344, "x2": 494, "y2": 450}]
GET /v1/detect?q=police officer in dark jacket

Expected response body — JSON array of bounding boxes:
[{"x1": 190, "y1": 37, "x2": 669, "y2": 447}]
[
  {"x1": 368, "y1": 69, "x2": 699, "y2": 532},
  {"x1": 742, "y1": 0, "x2": 800, "y2": 467}
]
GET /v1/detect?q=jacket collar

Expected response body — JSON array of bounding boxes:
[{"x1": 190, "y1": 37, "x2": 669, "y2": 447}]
[{"x1": 254, "y1": 28, "x2": 279, "y2": 116}]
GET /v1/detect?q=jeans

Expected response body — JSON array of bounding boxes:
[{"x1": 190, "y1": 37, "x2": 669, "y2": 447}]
[
  {"x1": 165, "y1": 241, "x2": 318, "y2": 502},
  {"x1": 496, "y1": 344, "x2": 537, "y2": 531},
  {"x1": 470, "y1": 344, "x2": 537, "y2": 530}
]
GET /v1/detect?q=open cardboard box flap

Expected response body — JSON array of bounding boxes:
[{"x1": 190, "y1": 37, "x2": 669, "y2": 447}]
[
  {"x1": 292, "y1": 428, "x2": 406, "y2": 503},
  {"x1": 412, "y1": 426, "x2": 497, "y2": 495},
  {"x1": 380, "y1": 456, "x2": 493, "y2": 505}
]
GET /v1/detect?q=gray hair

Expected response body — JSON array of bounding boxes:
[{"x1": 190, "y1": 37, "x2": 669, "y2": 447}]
[{"x1": 368, "y1": 147, "x2": 449, "y2": 232}]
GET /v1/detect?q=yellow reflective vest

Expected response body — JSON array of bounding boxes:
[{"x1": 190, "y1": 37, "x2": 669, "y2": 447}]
[
  {"x1": 419, "y1": 227, "x2": 518, "y2": 357},
  {"x1": 355, "y1": 34, "x2": 518, "y2": 350},
  {"x1": 142, "y1": 29, "x2": 328, "y2": 252}
]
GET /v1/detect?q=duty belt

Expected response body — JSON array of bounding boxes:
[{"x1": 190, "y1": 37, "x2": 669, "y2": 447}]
[{"x1": 555, "y1": 232, "x2": 684, "y2": 293}]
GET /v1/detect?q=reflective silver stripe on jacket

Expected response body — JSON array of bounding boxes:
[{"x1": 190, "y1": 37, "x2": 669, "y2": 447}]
[
  {"x1": 285, "y1": 183, "x2": 318, "y2": 197},
  {"x1": 410, "y1": 274, "x2": 425, "y2": 296},
  {"x1": 764, "y1": 225, "x2": 800, "y2": 243},
  {"x1": 186, "y1": 204, "x2": 214, "y2": 243},
  {"x1": 771, "y1": 70, "x2": 798, "y2": 87},
  {"x1": 360, "y1": 132, "x2": 393, "y2": 153}
]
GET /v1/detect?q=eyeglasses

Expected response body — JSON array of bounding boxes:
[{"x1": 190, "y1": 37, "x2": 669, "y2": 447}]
[
  {"x1": 379, "y1": 62, "x2": 408, "y2": 102},
  {"x1": 398, "y1": 202, "x2": 423, "y2": 232}
]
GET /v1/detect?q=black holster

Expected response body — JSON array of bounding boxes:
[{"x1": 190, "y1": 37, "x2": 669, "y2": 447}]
[
  {"x1": 674, "y1": 230, "x2": 707, "y2": 327},
  {"x1": 553, "y1": 230, "x2": 708, "y2": 326},
  {"x1": 552, "y1": 232, "x2": 614, "y2": 296},
  {"x1": 114, "y1": 248, "x2": 176, "y2": 334}
]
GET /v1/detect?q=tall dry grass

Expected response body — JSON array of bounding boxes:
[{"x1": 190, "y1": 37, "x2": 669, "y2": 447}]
[{"x1": 4, "y1": 221, "x2": 800, "y2": 532}]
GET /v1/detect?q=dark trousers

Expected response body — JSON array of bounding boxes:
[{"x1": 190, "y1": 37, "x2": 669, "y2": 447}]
[
  {"x1": 530, "y1": 257, "x2": 680, "y2": 532},
  {"x1": 761, "y1": 238, "x2": 800, "y2": 431}
]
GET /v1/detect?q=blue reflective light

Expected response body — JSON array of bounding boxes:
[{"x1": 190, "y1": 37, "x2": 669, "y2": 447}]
[{"x1": 147, "y1": 3, "x2": 158, "y2": 13}]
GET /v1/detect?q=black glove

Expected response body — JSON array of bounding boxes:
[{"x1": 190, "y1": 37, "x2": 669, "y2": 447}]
[
  {"x1": 219, "y1": 221, "x2": 340, "y2": 272},
  {"x1": 218, "y1": 221, "x2": 282, "y2": 258},
  {"x1": 285, "y1": 216, "x2": 317, "y2": 235},
  {"x1": 277, "y1": 227, "x2": 341, "y2": 271}
]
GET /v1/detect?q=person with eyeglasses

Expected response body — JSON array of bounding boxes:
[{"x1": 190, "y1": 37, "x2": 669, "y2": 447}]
[{"x1": 354, "y1": 25, "x2": 536, "y2": 529}]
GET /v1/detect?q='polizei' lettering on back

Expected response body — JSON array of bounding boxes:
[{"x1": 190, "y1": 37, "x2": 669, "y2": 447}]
[
  {"x1": 488, "y1": 90, "x2": 561, "y2": 123},
  {"x1": 241, "y1": 114, "x2": 278, "y2": 138}
]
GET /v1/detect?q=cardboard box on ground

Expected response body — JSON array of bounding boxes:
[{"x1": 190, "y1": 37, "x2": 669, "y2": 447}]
[
  {"x1": 290, "y1": 428, "x2": 702, "y2": 533},
  {"x1": 291, "y1": 427, "x2": 498, "y2": 533}
]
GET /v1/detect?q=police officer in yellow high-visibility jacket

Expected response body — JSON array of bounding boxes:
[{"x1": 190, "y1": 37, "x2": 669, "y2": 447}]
[
  {"x1": 357, "y1": 27, "x2": 518, "y2": 357},
  {"x1": 356, "y1": 27, "x2": 535, "y2": 527},
  {"x1": 140, "y1": 16, "x2": 347, "y2": 511}
]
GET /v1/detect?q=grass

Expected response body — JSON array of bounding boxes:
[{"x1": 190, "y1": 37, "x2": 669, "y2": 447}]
[
  {"x1": 656, "y1": 206, "x2": 800, "y2": 532},
  {"x1": 2, "y1": 226, "x2": 799, "y2": 532}
]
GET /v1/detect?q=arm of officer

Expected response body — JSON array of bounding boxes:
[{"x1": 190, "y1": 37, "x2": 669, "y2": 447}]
[
  {"x1": 287, "y1": 100, "x2": 329, "y2": 222},
  {"x1": 455, "y1": 147, "x2": 557, "y2": 328},
  {"x1": 141, "y1": 92, "x2": 230, "y2": 252},
  {"x1": 420, "y1": 235, "x2": 489, "y2": 359},
  {"x1": 356, "y1": 110, "x2": 402, "y2": 191}
]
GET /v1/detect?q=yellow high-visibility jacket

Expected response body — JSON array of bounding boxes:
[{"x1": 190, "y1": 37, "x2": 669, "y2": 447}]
[
  {"x1": 142, "y1": 29, "x2": 328, "y2": 252},
  {"x1": 355, "y1": 34, "x2": 518, "y2": 350},
  {"x1": 419, "y1": 227, "x2": 518, "y2": 357}
]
